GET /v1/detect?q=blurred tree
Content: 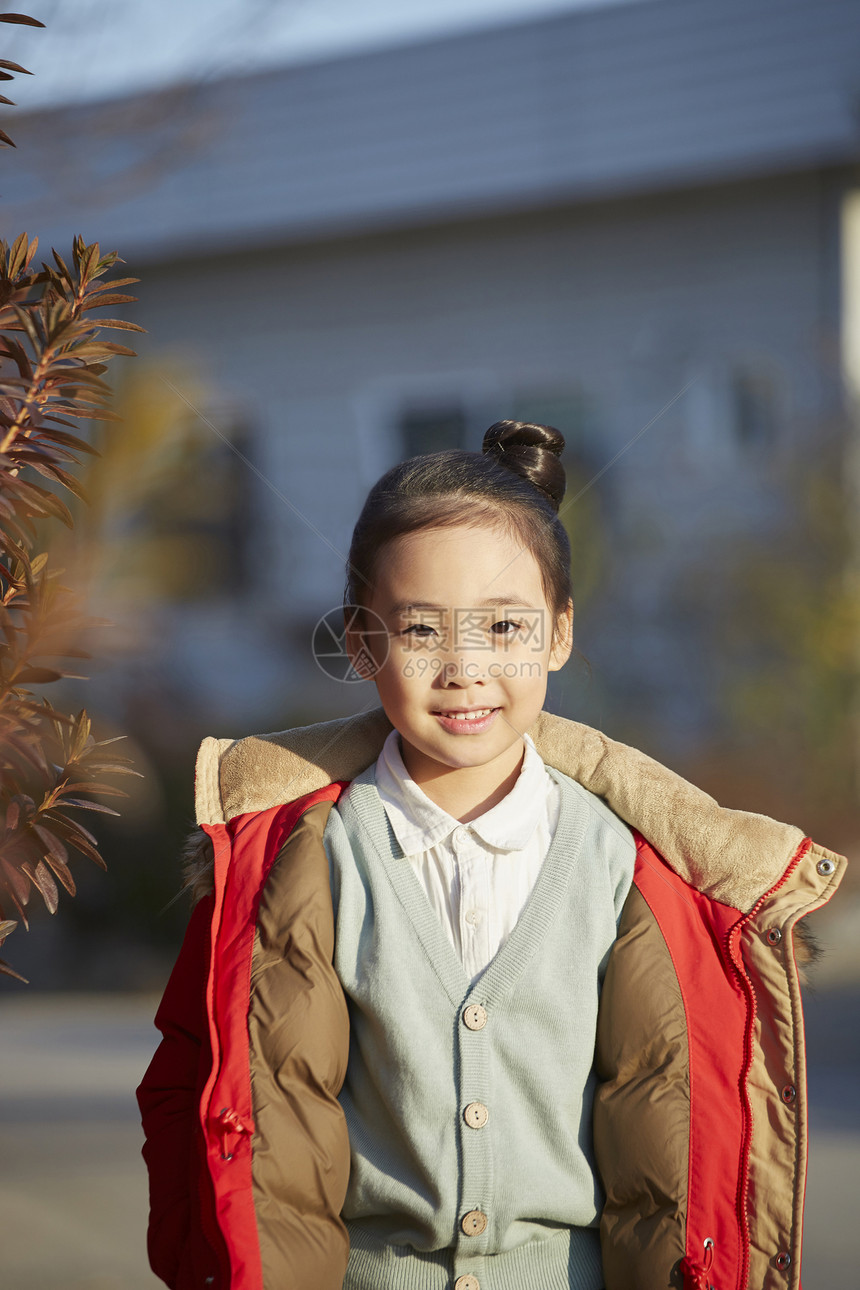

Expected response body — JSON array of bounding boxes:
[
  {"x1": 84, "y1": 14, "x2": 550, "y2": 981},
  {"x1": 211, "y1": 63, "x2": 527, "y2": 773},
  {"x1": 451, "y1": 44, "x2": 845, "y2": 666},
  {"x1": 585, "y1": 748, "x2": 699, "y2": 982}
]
[
  {"x1": 671, "y1": 426, "x2": 859, "y2": 855},
  {"x1": 0, "y1": 14, "x2": 143, "y2": 979}
]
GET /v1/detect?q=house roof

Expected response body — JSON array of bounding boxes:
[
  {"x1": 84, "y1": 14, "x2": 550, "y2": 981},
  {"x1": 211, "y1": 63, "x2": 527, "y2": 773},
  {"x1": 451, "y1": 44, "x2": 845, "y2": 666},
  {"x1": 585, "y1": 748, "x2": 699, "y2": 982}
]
[{"x1": 4, "y1": 0, "x2": 860, "y2": 262}]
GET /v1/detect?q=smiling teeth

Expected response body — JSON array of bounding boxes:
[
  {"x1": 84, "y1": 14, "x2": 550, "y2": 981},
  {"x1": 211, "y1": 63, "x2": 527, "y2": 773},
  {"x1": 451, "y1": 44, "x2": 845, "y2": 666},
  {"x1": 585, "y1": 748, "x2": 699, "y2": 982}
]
[{"x1": 440, "y1": 708, "x2": 494, "y2": 720}]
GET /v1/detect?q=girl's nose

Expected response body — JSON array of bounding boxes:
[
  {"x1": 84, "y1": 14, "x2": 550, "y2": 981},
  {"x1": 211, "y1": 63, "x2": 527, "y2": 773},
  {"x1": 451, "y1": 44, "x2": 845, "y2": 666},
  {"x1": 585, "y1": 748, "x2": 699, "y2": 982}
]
[{"x1": 437, "y1": 653, "x2": 489, "y2": 686}]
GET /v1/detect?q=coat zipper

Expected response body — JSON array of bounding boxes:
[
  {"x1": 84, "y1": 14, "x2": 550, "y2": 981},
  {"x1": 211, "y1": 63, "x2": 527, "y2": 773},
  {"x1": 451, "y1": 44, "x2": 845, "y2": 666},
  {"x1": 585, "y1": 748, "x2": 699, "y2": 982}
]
[{"x1": 724, "y1": 838, "x2": 810, "y2": 1290}]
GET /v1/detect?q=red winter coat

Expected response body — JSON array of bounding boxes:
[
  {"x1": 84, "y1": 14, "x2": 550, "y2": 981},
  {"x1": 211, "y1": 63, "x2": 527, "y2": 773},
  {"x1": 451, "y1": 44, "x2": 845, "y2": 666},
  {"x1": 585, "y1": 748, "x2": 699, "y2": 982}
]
[{"x1": 137, "y1": 709, "x2": 846, "y2": 1290}]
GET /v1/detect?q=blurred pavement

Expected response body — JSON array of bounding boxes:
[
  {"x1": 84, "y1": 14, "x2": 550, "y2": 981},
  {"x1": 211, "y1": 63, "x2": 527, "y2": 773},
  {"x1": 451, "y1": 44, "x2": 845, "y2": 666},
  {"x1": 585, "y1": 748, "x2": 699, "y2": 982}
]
[
  {"x1": 0, "y1": 987, "x2": 857, "y2": 1289},
  {"x1": 0, "y1": 995, "x2": 161, "y2": 1290}
]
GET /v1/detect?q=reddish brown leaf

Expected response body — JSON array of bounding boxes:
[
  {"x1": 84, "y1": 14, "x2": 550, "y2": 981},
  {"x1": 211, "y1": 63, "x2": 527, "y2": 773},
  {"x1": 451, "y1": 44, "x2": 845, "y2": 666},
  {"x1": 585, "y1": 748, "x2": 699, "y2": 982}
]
[
  {"x1": 22, "y1": 858, "x2": 58, "y2": 913},
  {"x1": 70, "y1": 340, "x2": 137, "y2": 359},
  {"x1": 32, "y1": 828, "x2": 75, "y2": 896},
  {"x1": 50, "y1": 250, "x2": 72, "y2": 284},
  {"x1": 15, "y1": 666, "x2": 63, "y2": 684},
  {"x1": 0, "y1": 733, "x2": 47, "y2": 776},
  {"x1": 89, "y1": 318, "x2": 145, "y2": 332},
  {"x1": 31, "y1": 822, "x2": 68, "y2": 858},
  {"x1": 0, "y1": 854, "x2": 30, "y2": 904},
  {"x1": 0, "y1": 883, "x2": 28, "y2": 928},
  {"x1": 61, "y1": 781, "x2": 128, "y2": 798},
  {"x1": 39, "y1": 818, "x2": 106, "y2": 869},
  {"x1": 11, "y1": 481, "x2": 74, "y2": 527},
  {"x1": 57, "y1": 797, "x2": 119, "y2": 816},
  {"x1": 41, "y1": 853, "x2": 75, "y2": 896},
  {"x1": 80, "y1": 292, "x2": 137, "y2": 309},
  {"x1": 78, "y1": 243, "x2": 99, "y2": 284},
  {"x1": 0, "y1": 15, "x2": 46, "y2": 28},
  {"x1": 83, "y1": 275, "x2": 138, "y2": 293},
  {"x1": 22, "y1": 235, "x2": 38, "y2": 271},
  {"x1": 79, "y1": 762, "x2": 139, "y2": 776},
  {"x1": 7, "y1": 232, "x2": 27, "y2": 276},
  {"x1": 27, "y1": 462, "x2": 89, "y2": 502},
  {"x1": 0, "y1": 957, "x2": 28, "y2": 982},
  {"x1": 31, "y1": 427, "x2": 98, "y2": 455}
]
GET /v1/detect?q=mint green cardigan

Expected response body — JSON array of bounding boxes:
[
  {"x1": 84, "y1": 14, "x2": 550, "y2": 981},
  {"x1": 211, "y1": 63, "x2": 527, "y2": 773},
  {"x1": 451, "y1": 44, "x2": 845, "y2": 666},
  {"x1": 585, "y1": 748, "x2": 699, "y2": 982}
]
[{"x1": 325, "y1": 761, "x2": 636, "y2": 1290}]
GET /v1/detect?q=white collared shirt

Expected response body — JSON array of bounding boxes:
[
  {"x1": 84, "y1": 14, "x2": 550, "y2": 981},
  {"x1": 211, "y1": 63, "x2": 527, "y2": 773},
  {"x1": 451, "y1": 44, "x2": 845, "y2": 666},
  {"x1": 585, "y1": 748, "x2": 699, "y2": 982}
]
[{"x1": 374, "y1": 728, "x2": 561, "y2": 984}]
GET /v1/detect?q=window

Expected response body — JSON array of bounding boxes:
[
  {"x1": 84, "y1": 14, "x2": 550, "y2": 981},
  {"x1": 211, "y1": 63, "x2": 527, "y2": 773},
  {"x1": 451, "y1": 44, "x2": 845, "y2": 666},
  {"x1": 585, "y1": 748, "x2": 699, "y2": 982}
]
[
  {"x1": 142, "y1": 419, "x2": 252, "y2": 601},
  {"x1": 684, "y1": 358, "x2": 785, "y2": 466},
  {"x1": 96, "y1": 378, "x2": 255, "y2": 605},
  {"x1": 730, "y1": 365, "x2": 780, "y2": 450},
  {"x1": 394, "y1": 387, "x2": 595, "y2": 461}
]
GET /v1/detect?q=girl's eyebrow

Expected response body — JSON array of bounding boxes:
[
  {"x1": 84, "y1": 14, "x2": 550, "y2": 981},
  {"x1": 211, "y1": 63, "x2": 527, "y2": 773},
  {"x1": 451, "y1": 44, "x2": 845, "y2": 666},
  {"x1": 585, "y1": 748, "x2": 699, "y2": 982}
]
[{"x1": 386, "y1": 596, "x2": 542, "y2": 614}]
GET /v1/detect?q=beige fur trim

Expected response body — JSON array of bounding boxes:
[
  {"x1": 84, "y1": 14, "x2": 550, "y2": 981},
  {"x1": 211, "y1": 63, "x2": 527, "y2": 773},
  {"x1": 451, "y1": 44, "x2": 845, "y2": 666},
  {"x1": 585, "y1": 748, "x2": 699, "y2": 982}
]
[
  {"x1": 534, "y1": 714, "x2": 806, "y2": 910},
  {"x1": 194, "y1": 736, "x2": 237, "y2": 827},
  {"x1": 193, "y1": 707, "x2": 827, "y2": 913},
  {"x1": 194, "y1": 709, "x2": 391, "y2": 827}
]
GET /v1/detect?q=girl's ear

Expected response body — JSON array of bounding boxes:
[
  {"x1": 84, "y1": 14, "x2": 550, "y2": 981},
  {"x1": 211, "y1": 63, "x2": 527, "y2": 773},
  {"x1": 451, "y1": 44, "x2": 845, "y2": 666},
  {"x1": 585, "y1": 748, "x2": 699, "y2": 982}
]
[
  {"x1": 343, "y1": 606, "x2": 381, "y2": 680},
  {"x1": 548, "y1": 599, "x2": 574, "y2": 671}
]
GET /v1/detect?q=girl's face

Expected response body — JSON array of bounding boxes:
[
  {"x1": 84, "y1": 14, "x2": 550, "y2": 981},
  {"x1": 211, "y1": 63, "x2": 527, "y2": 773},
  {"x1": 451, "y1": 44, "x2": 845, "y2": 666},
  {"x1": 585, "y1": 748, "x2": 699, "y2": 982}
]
[{"x1": 349, "y1": 522, "x2": 572, "y2": 804}]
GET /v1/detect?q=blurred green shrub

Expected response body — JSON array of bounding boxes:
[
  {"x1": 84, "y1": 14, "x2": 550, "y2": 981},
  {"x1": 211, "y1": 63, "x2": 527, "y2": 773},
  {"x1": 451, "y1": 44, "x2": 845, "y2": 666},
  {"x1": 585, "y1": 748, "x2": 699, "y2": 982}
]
[{"x1": 0, "y1": 15, "x2": 144, "y2": 978}]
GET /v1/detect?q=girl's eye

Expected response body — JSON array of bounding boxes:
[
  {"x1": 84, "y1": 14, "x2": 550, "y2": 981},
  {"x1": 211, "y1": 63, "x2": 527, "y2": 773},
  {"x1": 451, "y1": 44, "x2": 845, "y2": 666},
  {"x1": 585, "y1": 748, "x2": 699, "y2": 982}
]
[
  {"x1": 490, "y1": 620, "x2": 522, "y2": 636},
  {"x1": 402, "y1": 623, "x2": 436, "y2": 637}
]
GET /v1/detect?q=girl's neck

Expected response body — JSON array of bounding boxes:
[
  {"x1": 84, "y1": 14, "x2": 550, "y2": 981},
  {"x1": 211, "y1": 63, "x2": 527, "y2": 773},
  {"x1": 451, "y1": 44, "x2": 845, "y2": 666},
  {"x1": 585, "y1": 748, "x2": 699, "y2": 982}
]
[{"x1": 399, "y1": 738, "x2": 525, "y2": 823}]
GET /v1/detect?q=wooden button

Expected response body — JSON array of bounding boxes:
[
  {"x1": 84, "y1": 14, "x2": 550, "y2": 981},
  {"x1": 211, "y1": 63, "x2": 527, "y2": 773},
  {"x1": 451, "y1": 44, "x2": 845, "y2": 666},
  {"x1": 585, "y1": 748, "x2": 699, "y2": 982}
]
[
  {"x1": 454, "y1": 1277, "x2": 480, "y2": 1290},
  {"x1": 464, "y1": 1101, "x2": 489, "y2": 1129},
  {"x1": 461, "y1": 1209, "x2": 488, "y2": 1236},
  {"x1": 463, "y1": 1004, "x2": 487, "y2": 1031}
]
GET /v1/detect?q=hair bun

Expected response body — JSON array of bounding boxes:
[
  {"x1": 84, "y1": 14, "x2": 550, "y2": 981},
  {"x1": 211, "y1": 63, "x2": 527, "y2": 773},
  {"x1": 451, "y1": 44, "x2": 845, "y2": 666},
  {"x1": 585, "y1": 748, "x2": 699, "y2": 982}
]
[{"x1": 482, "y1": 420, "x2": 566, "y2": 512}]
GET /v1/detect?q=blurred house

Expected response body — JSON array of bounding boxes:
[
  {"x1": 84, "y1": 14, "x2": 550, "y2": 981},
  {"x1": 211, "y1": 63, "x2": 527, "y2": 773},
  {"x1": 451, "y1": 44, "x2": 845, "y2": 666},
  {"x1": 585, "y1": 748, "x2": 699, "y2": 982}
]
[{"x1": 5, "y1": 0, "x2": 860, "y2": 756}]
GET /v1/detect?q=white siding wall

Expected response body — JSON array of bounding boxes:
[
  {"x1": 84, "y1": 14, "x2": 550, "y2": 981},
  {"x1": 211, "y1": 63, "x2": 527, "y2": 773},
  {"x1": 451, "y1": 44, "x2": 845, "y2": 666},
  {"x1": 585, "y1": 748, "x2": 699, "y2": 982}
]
[
  {"x1": 129, "y1": 171, "x2": 834, "y2": 732},
  {"x1": 135, "y1": 171, "x2": 828, "y2": 592},
  {"x1": 6, "y1": 0, "x2": 859, "y2": 259}
]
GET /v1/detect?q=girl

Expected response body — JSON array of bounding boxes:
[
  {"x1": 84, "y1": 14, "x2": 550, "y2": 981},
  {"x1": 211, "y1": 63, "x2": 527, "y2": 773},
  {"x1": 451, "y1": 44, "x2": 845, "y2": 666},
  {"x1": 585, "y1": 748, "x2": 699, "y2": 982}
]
[{"x1": 138, "y1": 421, "x2": 845, "y2": 1290}]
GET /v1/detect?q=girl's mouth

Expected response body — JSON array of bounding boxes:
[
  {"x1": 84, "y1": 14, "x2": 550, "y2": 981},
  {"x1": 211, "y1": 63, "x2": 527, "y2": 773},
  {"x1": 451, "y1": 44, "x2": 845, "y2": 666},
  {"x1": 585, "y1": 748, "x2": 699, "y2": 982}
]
[{"x1": 432, "y1": 707, "x2": 500, "y2": 734}]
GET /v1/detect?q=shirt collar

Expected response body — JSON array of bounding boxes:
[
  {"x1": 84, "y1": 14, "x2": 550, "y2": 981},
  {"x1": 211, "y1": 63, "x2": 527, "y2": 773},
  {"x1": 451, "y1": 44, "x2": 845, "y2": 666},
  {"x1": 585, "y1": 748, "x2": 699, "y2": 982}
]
[{"x1": 374, "y1": 727, "x2": 552, "y2": 857}]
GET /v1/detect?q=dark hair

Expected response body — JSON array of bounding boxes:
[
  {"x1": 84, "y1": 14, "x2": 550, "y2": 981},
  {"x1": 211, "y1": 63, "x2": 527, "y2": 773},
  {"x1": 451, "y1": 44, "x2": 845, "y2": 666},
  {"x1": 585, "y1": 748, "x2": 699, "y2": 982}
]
[{"x1": 345, "y1": 420, "x2": 572, "y2": 638}]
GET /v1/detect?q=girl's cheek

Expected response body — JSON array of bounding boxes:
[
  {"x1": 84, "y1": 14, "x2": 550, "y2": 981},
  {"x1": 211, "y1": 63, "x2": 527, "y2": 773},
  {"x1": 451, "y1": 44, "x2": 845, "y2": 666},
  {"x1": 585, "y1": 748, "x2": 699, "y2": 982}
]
[{"x1": 400, "y1": 655, "x2": 441, "y2": 680}]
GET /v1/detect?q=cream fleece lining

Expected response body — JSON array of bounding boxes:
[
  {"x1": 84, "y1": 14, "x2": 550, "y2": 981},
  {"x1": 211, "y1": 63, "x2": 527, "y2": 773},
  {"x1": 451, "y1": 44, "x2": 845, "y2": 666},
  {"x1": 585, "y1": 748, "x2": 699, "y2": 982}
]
[{"x1": 194, "y1": 708, "x2": 812, "y2": 913}]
